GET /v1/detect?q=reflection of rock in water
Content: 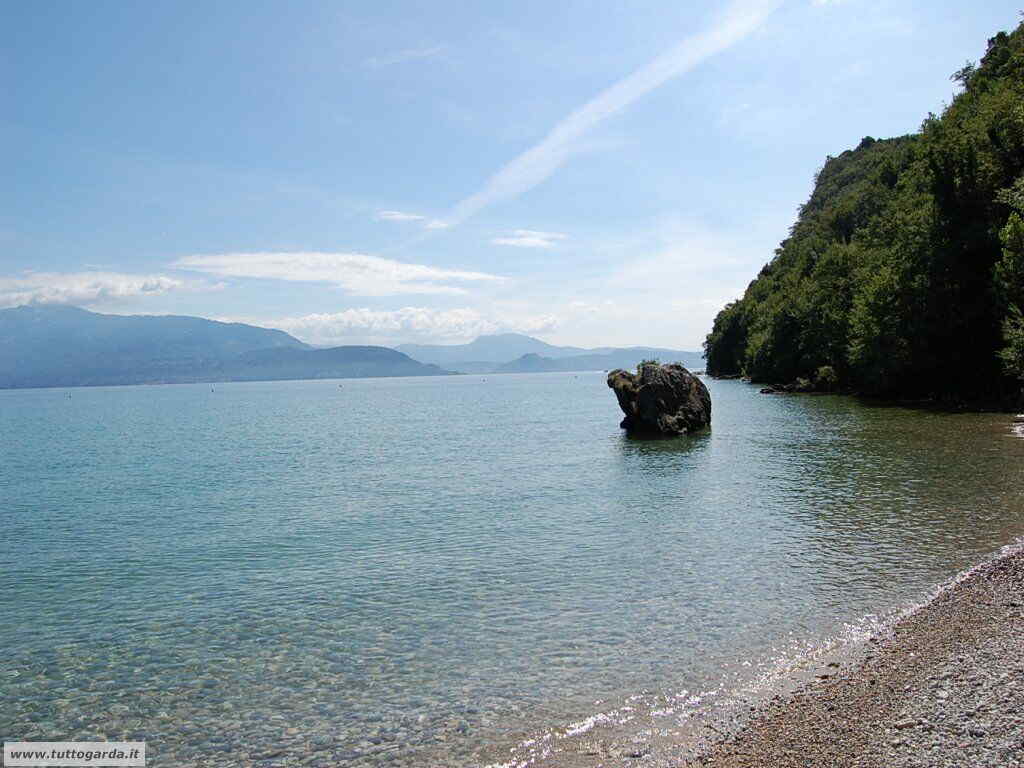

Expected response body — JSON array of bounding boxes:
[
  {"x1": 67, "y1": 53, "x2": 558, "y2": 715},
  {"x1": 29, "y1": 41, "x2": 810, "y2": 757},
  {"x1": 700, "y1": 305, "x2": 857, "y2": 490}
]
[{"x1": 607, "y1": 362, "x2": 711, "y2": 436}]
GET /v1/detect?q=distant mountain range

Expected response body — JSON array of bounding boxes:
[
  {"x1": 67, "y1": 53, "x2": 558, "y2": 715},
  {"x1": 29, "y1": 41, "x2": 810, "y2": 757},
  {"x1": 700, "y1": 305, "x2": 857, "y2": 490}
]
[
  {"x1": 0, "y1": 306, "x2": 702, "y2": 389},
  {"x1": 494, "y1": 350, "x2": 703, "y2": 374},
  {"x1": 0, "y1": 305, "x2": 448, "y2": 388},
  {"x1": 398, "y1": 333, "x2": 702, "y2": 374},
  {"x1": 398, "y1": 334, "x2": 603, "y2": 365}
]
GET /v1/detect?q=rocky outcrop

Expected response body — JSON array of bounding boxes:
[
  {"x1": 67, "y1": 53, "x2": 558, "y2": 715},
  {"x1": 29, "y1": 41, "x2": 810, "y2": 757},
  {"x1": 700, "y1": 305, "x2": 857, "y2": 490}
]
[{"x1": 607, "y1": 362, "x2": 711, "y2": 436}]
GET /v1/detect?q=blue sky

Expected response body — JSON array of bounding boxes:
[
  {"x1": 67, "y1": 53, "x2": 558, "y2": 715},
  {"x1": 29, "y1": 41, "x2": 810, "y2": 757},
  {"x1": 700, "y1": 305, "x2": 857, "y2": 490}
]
[{"x1": 3, "y1": 1, "x2": 1020, "y2": 349}]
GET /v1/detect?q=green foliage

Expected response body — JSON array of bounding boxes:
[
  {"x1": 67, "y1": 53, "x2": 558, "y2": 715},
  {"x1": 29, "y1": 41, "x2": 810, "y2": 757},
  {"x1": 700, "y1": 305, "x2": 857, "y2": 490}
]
[
  {"x1": 996, "y1": 212, "x2": 1024, "y2": 380},
  {"x1": 999, "y1": 306, "x2": 1024, "y2": 381},
  {"x1": 703, "y1": 301, "x2": 747, "y2": 376},
  {"x1": 815, "y1": 365, "x2": 839, "y2": 391},
  {"x1": 637, "y1": 358, "x2": 660, "y2": 371},
  {"x1": 995, "y1": 211, "x2": 1024, "y2": 307},
  {"x1": 793, "y1": 376, "x2": 813, "y2": 392},
  {"x1": 704, "y1": 19, "x2": 1024, "y2": 403}
]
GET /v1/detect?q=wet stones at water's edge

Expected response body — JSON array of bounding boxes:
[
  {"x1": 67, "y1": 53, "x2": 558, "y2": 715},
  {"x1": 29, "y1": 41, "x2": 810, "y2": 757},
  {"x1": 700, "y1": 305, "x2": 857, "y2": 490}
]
[
  {"x1": 674, "y1": 547, "x2": 1024, "y2": 768},
  {"x1": 607, "y1": 363, "x2": 711, "y2": 436}
]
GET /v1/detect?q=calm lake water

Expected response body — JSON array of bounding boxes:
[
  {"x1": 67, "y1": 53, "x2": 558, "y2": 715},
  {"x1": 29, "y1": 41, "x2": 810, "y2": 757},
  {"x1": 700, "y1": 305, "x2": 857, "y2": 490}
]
[{"x1": 3, "y1": 373, "x2": 1024, "y2": 766}]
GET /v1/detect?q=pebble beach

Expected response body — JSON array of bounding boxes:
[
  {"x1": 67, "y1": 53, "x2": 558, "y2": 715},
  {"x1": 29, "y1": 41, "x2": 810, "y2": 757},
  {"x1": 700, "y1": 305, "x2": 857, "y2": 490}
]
[{"x1": 669, "y1": 543, "x2": 1024, "y2": 768}]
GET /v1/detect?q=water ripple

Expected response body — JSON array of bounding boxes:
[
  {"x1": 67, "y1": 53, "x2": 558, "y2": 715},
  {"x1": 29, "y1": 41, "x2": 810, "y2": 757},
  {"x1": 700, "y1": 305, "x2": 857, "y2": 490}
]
[{"x1": 2, "y1": 375, "x2": 1024, "y2": 766}]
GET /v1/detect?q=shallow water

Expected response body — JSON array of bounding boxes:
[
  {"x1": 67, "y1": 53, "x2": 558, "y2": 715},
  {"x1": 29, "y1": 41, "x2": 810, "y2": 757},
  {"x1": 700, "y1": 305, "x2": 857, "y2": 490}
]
[{"x1": 2, "y1": 374, "x2": 1023, "y2": 766}]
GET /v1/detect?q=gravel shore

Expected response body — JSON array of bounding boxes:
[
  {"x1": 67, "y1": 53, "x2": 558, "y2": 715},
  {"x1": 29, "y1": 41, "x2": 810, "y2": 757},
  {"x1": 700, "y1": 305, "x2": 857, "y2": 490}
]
[{"x1": 673, "y1": 544, "x2": 1024, "y2": 768}]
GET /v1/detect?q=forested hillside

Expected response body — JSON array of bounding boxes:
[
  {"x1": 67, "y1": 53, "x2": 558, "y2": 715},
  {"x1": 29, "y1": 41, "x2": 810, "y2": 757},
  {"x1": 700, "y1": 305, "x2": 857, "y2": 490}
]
[{"x1": 704, "y1": 19, "x2": 1024, "y2": 404}]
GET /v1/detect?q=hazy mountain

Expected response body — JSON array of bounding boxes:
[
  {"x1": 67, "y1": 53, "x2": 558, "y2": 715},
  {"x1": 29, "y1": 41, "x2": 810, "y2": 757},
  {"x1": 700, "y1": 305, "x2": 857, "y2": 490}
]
[
  {"x1": 398, "y1": 333, "x2": 701, "y2": 373},
  {"x1": 495, "y1": 349, "x2": 704, "y2": 374},
  {"x1": 396, "y1": 333, "x2": 592, "y2": 366},
  {"x1": 0, "y1": 306, "x2": 698, "y2": 387},
  {"x1": 228, "y1": 346, "x2": 449, "y2": 382},
  {"x1": 0, "y1": 305, "x2": 448, "y2": 388}
]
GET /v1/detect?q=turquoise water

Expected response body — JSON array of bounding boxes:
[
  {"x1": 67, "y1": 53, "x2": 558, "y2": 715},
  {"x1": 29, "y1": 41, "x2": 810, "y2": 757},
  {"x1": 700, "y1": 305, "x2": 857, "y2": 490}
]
[{"x1": 3, "y1": 374, "x2": 1024, "y2": 766}]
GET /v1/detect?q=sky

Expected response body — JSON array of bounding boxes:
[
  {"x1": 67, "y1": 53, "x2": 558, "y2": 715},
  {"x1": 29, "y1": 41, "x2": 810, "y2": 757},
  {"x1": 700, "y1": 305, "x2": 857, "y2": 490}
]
[{"x1": 2, "y1": 1, "x2": 1021, "y2": 350}]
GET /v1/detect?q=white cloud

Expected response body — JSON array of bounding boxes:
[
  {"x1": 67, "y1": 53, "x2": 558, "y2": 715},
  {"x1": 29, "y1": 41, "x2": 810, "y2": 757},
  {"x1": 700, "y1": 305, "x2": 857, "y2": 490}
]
[
  {"x1": 443, "y1": 0, "x2": 781, "y2": 225},
  {"x1": 376, "y1": 210, "x2": 427, "y2": 222},
  {"x1": 0, "y1": 271, "x2": 212, "y2": 309},
  {"x1": 491, "y1": 230, "x2": 568, "y2": 249},
  {"x1": 245, "y1": 307, "x2": 558, "y2": 346},
  {"x1": 364, "y1": 45, "x2": 445, "y2": 69},
  {"x1": 376, "y1": 211, "x2": 451, "y2": 230},
  {"x1": 173, "y1": 251, "x2": 505, "y2": 297}
]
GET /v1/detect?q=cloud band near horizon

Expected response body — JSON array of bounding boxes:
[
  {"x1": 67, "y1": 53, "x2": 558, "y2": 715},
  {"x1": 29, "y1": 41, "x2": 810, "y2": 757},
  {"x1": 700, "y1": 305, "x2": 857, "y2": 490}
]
[
  {"x1": 256, "y1": 306, "x2": 559, "y2": 346},
  {"x1": 174, "y1": 251, "x2": 505, "y2": 296},
  {"x1": 0, "y1": 271, "x2": 215, "y2": 309}
]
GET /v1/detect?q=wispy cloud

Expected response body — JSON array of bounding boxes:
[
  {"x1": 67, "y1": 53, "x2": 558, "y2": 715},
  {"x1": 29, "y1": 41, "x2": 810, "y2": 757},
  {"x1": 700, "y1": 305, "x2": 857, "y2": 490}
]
[
  {"x1": 364, "y1": 45, "x2": 446, "y2": 69},
  {"x1": 0, "y1": 271, "x2": 214, "y2": 308},
  {"x1": 491, "y1": 230, "x2": 568, "y2": 249},
  {"x1": 443, "y1": 0, "x2": 780, "y2": 226},
  {"x1": 376, "y1": 210, "x2": 451, "y2": 230},
  {"x1": 228, "y1": 307, "x2": 558, "y2": 346},
  {"x1": 173, "y1": 251, "x2": 504, "y2": 297},
  {"x1": 376, "y1": 210, "x2": 427, "y2": 222}
]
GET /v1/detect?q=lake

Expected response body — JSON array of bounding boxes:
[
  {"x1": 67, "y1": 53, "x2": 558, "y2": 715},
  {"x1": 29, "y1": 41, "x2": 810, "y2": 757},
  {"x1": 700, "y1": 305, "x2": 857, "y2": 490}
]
[{"x1": 3, "y1": 373, "x2": 1024, "y2": 766}]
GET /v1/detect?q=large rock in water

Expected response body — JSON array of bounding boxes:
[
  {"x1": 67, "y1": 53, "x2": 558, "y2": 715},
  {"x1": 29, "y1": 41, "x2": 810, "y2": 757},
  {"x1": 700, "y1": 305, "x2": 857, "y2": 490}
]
[{"x1": 607, "y1": 363, "x2": 711, "y2": 435}]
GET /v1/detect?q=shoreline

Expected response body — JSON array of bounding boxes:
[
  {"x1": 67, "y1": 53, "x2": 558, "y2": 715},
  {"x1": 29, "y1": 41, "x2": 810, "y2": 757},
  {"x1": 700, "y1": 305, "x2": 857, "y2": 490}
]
[
  {"x1": 707, "y1": 374, "x2": 1024, "y2": 413},
  {"x1": 493, "y1": 540, "x2": 1024, "y2": 768},
  {"x1": 672, "y1": 540, "x2": 1024, "y2": 767}
]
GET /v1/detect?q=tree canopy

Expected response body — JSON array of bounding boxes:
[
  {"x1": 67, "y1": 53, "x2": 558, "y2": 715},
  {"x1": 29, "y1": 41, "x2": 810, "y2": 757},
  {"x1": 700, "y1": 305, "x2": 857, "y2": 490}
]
[{"x1": 704, "y1": 19, "x2": 1024, "y2": 404}]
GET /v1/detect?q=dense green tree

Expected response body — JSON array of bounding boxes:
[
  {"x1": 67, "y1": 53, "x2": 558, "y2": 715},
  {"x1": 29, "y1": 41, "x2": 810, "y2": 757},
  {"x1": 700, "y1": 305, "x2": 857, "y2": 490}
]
[
  {"x1": 704, "y1": 19, "x2": 1024, "y2": 405},
  {"x1": 703, "y1": 300, "x2": 747, "y2": 376},
  {"x1": 996, "y1": 202, "x2": 1024, "y2": 381}
]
